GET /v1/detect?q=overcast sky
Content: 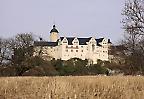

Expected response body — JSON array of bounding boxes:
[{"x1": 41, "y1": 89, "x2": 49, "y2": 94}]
[{"x1": 0, "y1": 0, "x2": 125, "y2": 43}]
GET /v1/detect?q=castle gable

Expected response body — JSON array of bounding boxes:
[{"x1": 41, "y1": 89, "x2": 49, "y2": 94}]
[{"x1": 60, "y1": 37, "x2": 91, "y2": 45}]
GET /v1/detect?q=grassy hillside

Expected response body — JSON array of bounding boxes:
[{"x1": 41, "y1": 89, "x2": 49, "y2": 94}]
[{"x1": 0, "y1": 76, "x2": 144, "y2": 99}]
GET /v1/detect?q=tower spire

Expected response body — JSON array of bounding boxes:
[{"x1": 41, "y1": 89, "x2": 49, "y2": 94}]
[
  {"x1": 50, "y1": 24, "x2": 59, "y2": 42},
  {"x1": 53, "y1": 24, "x2": 56, "y2": 28},
  {"x1": 50, "y1": 25, "x2": 59, "y2": 33}
]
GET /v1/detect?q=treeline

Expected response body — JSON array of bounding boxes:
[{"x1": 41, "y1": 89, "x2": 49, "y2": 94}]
[
  {"x1": 0, "y1": 32, "x2": 144, "y2": 76},
  {"x1": 0, "y1": 33, "x2": 109, "y2": 76},
  {"x1": 0, "y1": 31, "x2": 144, "y2": 76}
]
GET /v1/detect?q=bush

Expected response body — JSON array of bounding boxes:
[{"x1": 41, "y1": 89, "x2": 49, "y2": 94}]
[
  {"x1": 51, "y1": 58, "x2": 109, "y2": 76},
  {"x1": 89, "y1": 64, "x2": 109, "y2": 75},
  {"x1": 0, "y1": 66, "x2": 17, "y2": 76},
  {"x1": 22, "y1": 65, "x2": 58, "y2": 76},
  {"x1": 52, "y1": 58, "x2": 88, "y2": 76}
]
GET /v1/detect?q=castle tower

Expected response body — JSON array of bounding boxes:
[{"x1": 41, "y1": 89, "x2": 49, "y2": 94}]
[{"x1": 50, "y1": 25, "x2": 59, "y2": 42}]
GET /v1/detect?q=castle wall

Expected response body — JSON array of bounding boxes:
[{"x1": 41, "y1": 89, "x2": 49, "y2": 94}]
[{"x1": 34, "y1": 37, "x2": 111, "y2": 64}]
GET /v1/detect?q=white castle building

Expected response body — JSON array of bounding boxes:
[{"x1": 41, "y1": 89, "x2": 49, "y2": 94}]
[{"x1": 34, "y1": 25, "x2": 111, "y2": 64}]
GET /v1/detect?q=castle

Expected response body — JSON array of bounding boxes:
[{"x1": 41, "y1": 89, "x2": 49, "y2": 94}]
[{"x1": 34, "y1": 25, "x2": 111, "y2": 64}]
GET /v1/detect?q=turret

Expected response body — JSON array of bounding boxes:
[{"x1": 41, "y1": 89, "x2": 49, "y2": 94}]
[{"x1": 50, "y1": 25, "x2": 59, "y2": 42}]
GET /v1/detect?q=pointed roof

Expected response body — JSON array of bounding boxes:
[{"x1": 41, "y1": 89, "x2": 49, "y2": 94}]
[{"x1": 50, "y1": 25, "x2": 59, "y2": 33}]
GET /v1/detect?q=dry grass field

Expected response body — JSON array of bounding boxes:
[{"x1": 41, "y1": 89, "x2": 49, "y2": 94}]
[{"x1": 0, "y1": 76, "x2": 144, "y2": 99}]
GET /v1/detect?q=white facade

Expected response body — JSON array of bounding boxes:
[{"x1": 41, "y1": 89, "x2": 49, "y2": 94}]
[{"x1": 34, "y1": 25, "x2": 111, "y2": 64}]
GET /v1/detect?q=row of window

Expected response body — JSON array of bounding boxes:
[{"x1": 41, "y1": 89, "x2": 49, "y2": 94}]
[
  {"x1": 64, "y1": 54, "x2": 83, "y2": 57},
  {"x1": 65, "y1": 49, "x2": 107, "y2": 53},
  {"x1": 96, "y1": 50, "x2": 108, "y2": 53},
  {"x1": 66, "y1": 49, "x2": 83, "y2": 52},
  {"x1": 65, "y1": 45, "x2": 107, "y2": 49},
  {"x1": 103, "y1": 51, "x2": 108, "y2": 53},
  {"x1": 63, "y1": 40, "x2": 107, "y2": 45},
  {"x1": 63, "y1": 41, "x2": 78, "y2": 43},
  {"x1": 66, "y1": 46, "x2": 84, "y2": 48}
]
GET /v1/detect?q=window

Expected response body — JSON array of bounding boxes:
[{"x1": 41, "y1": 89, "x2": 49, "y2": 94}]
[
  {"x1": 66, "y1": 50, "x2": 68, "y2": 52},
  {"x1": 71, "y1": 50, "x2": 73, "y2": 52},
  {"x1": 71, "y1": 46, "x2": 73, "y2": 48},
  {"x1": 76, "y1": 50, "x2": 78, "y2": 52},
  {"x1": 81, "y1": 50, "x2": 83, "y2": 52},
  {"x1": 81, "y1": 46, "x2": 83, "y2": 48},
  {"x1": 66, "y1": 46, "x2": 68, "y2": 48},
  {"x1": 63, "y1": 39, "x2": 67, "y2": 43},
  {"x1": 92, "y1": 44, "x2": 95, "y2": 52},
  {"x1": 76, "y1": 46, "x2": 78, "y2": 48}
]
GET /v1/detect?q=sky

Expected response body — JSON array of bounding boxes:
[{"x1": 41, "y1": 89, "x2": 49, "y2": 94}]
[{"x1": 0, "y1": 0, "x2": 125, "y2": 43}]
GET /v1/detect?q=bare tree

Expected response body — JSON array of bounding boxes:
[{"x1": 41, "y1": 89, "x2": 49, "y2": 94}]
[
  {"x1": 0, "y1": 38, "x2": 13, "y2": 65},
  {"x1": 123, "y1": 0, "x2": 144, "y2": 35},
  {"x1": 11, "y1": 33, "x2": 34, "y2": 65},
  {"x1": 122, "y1": 0, "x2": 144, "y2": 74}
]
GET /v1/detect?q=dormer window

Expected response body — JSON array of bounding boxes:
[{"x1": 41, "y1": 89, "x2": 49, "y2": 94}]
[
  {"x1": 74, "y1": 41, "x2": 78, "y2": 43},
  {"x1": 63, "y1": 38, "x2": 68, "y2": 43},
  {"x1": 73, "y1": 38, "x2": 79, "y2": 45},
  {"x1": 63, "y1": 41, "x2": 67, "y2": 43}
]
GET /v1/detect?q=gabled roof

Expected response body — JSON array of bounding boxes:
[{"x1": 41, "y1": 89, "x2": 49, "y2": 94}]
[
  {"x1": 34, "y1": 37, "x2": 111, "y2": 47},
  {"x1": 60, "y1": 37, "x2": 91, "y2": 45},
  {"x1": 96, "y1": 38, "x2": 104, "y2": 46},
  {"x1": 60, "y1": 37, "x2": 75, "y2": 45},
  {"x1": 34, "y1": 41, "x2": 58, "y2": 46},
  {"x1": 78, "y1": 37, "x2": 92, "y2": 45},
  {"x1": 96, "y1": 38, "x2": 104, "y2": 42},
  {"x1": 60, "y1": 37, "x2": 108, "y2": 46}
]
